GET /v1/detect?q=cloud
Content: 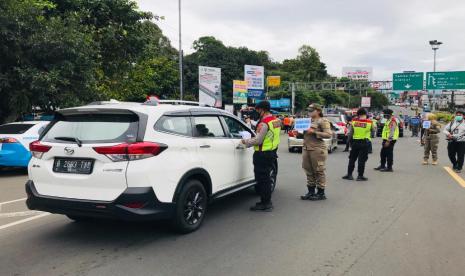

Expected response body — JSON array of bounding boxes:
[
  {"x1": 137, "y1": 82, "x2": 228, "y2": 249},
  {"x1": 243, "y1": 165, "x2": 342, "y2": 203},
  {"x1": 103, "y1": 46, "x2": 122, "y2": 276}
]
[{"x1": 136, "y1": 0, "x2": 465, "y2": 80}]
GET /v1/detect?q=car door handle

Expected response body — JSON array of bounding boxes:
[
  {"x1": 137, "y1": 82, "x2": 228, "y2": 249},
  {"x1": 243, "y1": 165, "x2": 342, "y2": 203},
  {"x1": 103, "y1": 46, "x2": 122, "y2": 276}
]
[
  {"x1": 200, "y1": 145, "x2": 211, "y2": 148},
  {"x1": 236, "y1": 144, "x2": 246, "y2": 150}
]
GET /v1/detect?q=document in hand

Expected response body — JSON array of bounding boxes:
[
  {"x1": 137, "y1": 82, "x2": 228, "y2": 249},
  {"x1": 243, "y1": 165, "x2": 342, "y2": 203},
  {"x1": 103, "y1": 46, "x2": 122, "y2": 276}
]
[
  {"x1": 239, "y1": 131, "x2": 252, "y2": 140},
  {"x1": 294, "y1": 118, "x2": 312, "y2": 133},
  {"x1": 422, "y1": 120, "x2": 431, "y2": 129}
]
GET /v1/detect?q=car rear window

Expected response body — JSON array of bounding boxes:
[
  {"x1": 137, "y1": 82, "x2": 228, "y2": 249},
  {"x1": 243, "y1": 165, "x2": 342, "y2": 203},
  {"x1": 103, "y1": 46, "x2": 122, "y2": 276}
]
[
  {"x1": 0, "y1": 124, "x2": 35, "y2": 134},
  {"x1": 42, "y1": 113, "x2": 139, "y2": 144}
]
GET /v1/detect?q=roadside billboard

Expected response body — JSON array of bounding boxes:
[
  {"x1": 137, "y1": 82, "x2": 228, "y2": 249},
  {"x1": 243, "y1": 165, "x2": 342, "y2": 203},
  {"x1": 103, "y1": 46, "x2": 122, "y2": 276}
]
[
  {"x1": 245, "y1": 65, "x2": 264, "y2": 98},
  {"x1": 199, "y1": 66, "x2": 222, "y2": 107},
  {"x1": 232, "y1": 80, "x2": 248, "y2": 104},
  {"x1": 361, "y1": 97, "x2": 371, "y2": 107},
  {"x1": 267, "y1": 76, "x2": 281, "y2": 87},
  {"x1": 342, "y1": 67, "x2": 373, "y2": 81}
]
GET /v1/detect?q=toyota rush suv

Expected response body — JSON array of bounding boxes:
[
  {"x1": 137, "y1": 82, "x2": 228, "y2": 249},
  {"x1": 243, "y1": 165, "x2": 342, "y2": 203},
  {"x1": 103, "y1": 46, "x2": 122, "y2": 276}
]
[{"x1": 26, "y1": 100, "x2": 277, "y2": 233}]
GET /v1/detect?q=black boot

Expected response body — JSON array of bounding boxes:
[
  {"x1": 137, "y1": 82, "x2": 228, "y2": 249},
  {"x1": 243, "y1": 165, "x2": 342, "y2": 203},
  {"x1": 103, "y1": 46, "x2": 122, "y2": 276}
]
[
  {"x1": 380, "y1": 167, "x2": 393, "y2": 172},
  {"x1": 374, "y1": 166, "x2": 385, "y2": 171},
  {"x1": 356, "y1": 175, "x2": 368, "y2": 181},
  {"x1": 309, "y1": 188, "x2": 326, "y2": 201},
  {"x1": 342, "y1": 175, "x2": 354, "y2": 180},
  {"x1": 250, "y1": 201, "x2": 273, "y2": 212},
  {"x1": 301, "y1": 186, "x2": 316, "y2": 200}
]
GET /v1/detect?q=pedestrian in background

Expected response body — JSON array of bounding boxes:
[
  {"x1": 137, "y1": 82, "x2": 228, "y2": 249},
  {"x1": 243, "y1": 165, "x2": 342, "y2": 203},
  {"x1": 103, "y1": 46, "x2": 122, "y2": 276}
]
[
  {"x1": 374, "y1": 109, "x2": 399, "y2": 172},
  {"x1": 422, "y1": 113, "x2": 441, "y2": 165},
  {"x1": 342, "y1": 108, "x2": 373, "y2": 181},
  {"x1": 410, "y1": 115, "x2": 421, "y2": 137},
  {"x1": 300, "y1": 104, "x2": 332, "y2": 201},
  {"x1": 242, "y1": 101, "x2": 281, "y2": 211},
  {"x1": 283, "y1": 115, "x2": 291, "y2": 133},
  {"x1": 444, "y1": 110, "x2": 465, "y2": 173},
  {"x1": 343, "y1": 116, "x2": 353, "y2": 152}
]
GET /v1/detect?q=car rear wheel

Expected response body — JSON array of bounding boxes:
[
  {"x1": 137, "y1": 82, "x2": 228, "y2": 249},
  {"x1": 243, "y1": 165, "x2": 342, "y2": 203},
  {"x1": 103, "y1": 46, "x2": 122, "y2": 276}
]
[{"x1": 172, "y1": 179, "x2": 207, "y2": 234}]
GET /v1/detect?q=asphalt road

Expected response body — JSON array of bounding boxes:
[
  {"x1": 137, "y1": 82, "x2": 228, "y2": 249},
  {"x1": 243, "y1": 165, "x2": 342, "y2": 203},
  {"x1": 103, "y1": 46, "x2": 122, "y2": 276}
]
[{"x1": 1, "y1": 119, "x2": 465, "y2": 275}]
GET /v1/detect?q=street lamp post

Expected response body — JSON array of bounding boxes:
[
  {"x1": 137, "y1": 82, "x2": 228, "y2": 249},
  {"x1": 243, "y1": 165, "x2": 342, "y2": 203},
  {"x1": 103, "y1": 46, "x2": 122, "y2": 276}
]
[
  {"x1": 178, "y1": 0, "x2": 183, "y2": 100},
  {"x1": 429, "y1": 40, "x2": 442, "y2": 110}
]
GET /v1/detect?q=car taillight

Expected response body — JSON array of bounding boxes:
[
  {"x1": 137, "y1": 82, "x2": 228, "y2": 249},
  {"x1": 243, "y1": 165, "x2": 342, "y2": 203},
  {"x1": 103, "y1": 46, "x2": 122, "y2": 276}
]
[
  {"x1": 0, "y1": 137, "x2": 19, "y2": 143},
  {"x1": 93, "y1": 142, "x2": 167, "y2": 162},
  {"x1": 29, "y1": 140, "x2": 51, "y2": 159},
  {"x1": 288, "y1": 130, "x2": 296, "y2": 138}
]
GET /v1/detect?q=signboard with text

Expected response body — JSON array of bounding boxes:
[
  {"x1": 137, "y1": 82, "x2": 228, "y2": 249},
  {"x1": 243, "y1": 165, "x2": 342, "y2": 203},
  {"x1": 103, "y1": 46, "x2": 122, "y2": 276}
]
[
  {"x1": 426, "y1": 71, "x2": 465, "y2": 90},
  {"x1": 199, "y1": 66, "x2": 222, "y2": 107},
  {"x1": 393, "y1": 72, "x2": 424, "y2": 91},
  {"x1": 267, "y1": 76, "x2": 281, "y2": 87},
  {"x1": 294, "y1": 118, "x2": 311, "y2": 132},
  {"x1": 342, "y1": 67, "x2": 373, "y2": 81},
  {"x1": 245, "y1": 65, "x2": 264, "y2": 99},
  {"x1": 361, "y1": 97, "x2": 371, "y2": 107},
  {"x1": 232, "y1": 80, "x2": 248, "y2": 104}
]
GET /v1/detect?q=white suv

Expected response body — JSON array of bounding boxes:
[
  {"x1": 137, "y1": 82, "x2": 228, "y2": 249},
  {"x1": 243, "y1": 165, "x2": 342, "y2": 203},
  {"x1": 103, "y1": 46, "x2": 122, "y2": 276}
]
[{"x1": 26, "y1": 101, "x2": 277, "y2": 233}]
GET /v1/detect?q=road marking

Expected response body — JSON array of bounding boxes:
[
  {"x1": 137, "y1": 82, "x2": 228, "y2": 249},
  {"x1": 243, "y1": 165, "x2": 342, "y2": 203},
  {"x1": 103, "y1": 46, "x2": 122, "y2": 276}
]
[
  {"x1": 444, "y1": 167, "x2": 465, "y2": 188},
  {"x1": 0, "y1": 211, "x2": 43, "y2": 218},
  {"x1": 0, "y1": 213, "x2": 50, "y2": 231},
  {"x1": 0, "y1": 198, "x2": 27, "y2": 206}
]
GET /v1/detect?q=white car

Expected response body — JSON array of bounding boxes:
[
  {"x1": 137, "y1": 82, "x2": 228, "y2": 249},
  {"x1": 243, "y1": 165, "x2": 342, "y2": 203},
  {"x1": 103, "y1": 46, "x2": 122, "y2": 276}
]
[
  {"x1": 287, "y1": 123, "x2": 338, "y2": 153},
  {"x1": 26, "y1": 100, "x2": 278, "y2": 233},
  {"x1": 0, "y1": 121, "x2": 49, "y2": 168}
]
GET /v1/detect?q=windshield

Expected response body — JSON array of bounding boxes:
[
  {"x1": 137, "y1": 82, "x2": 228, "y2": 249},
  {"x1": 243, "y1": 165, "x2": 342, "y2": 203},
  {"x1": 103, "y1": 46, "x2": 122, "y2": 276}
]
[
  {"x1": 42, "y1": 113, "x2": 139, "y2": 144},
  {"x1": 0, "y1": 124, "x2": 35, "y2": 134}
]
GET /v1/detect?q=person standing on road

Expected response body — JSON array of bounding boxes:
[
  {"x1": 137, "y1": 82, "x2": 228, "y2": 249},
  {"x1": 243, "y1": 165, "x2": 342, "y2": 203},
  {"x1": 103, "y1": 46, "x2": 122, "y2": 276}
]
[
  {"x1": 242, "y1": 101, "x2": 281, "y2": 211},
  {"x1": 343, "y1": 116, "x2": 353, "y2": 152},
  {"x1": 374, "y1": 109, "x2": 399, "y2": 172},
  {"x1": 443, "y1": 110, "x2": 465, "y2": 173},
  {"x1": 343, "y1": 108, "x2": 373, "y2": 181},
  {"x1": 301, "y1": 104, "x2": 332, "y2": 201},
  {"x1": 410, "y1": 115, "x2": 421, "y2": 137},
  {"x1": 283, "y1": 115, "x2": 291, "y2": 134},
  {"x1": 422, "y1": 113, "x2": 441, "y2": 165}
]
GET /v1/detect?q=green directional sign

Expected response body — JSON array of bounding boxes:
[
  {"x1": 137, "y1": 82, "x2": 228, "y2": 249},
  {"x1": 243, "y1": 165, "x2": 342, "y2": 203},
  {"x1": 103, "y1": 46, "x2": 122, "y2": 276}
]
[
  {"x1": 426, "y1": 71, "x2": 465, "y2": 90},
  {"x1": 393, "y1": 72, "x2": 424, "y2": 91}
]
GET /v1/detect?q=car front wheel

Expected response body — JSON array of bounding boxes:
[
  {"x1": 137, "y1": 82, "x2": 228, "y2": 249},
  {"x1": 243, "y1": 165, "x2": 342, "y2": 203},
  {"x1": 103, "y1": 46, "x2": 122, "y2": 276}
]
[{"x1": 173, "y1": 179, "x2": 207, "y2": 234}]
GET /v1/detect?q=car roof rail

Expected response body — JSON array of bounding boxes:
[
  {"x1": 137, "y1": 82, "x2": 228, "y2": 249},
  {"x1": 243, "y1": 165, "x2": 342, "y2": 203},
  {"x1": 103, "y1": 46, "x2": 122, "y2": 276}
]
[
  {"x1": 87, "y1": 99, "x2": 121, "y2": 105},
  {"x1": 143, "y1": 100, "x2": 211, "y2": 107}
]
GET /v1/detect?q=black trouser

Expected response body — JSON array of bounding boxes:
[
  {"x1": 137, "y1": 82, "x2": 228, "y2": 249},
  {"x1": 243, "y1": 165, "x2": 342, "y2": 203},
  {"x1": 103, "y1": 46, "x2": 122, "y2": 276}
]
[
  {"x1": 348, "y1": 140, "x2": 369, "y2": 176},
  {"x1": 380, "y1": 140, "x2": 397, "y2": 169},
  {"x1": 412, "y1": 126, "x2": 419, "y2": 137},
  {"x1": 447, "y1": 141, "x2": 465, "y2": 170},
  {"x1": 253, "y1": 150, "x2": 278, "y2": 204}
]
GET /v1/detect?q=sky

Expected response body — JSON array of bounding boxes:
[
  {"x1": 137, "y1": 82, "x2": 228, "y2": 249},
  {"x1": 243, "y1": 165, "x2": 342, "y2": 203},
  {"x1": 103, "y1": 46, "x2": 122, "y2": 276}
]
[{"x1": 135, "y1": 0, "x2": 465, "y2": 80}]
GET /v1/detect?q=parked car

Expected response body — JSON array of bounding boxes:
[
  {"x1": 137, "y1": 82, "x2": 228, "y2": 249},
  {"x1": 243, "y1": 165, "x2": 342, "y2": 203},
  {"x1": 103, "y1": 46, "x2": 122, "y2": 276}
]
[
  {"x1": 287, "y1": 122, "x2": 338, "y2": 153},
  {"x1": 376, "y1": 117, "x2": 404, "y2": 138},
  {"x1": 26, "y1": 100, "x2": 278, "y2": 233},
  {"x1": 326, "y1": 114, "x2": 348, "y2": 143},
  {"x1": 0, "y1": 121, "x2": 49, "y2": 168}
]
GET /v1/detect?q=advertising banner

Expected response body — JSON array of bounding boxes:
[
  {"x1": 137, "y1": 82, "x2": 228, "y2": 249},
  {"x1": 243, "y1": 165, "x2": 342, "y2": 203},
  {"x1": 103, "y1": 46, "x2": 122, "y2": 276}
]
[
  {"x1": 342, "y1": 67, "x2": 373, "y2": 81},
  {"x1": 256, "y1": 98, "x2": 291, "y2": 109},
  {"x1": 245, "y1": 65, "x2": 264, "y2": 99},
  {"x1": 199, "y1": 66, "x2": 222, "y2": 107},
  {"x1": 267, "y1": 76, "x2": 281, "y2": 87},
  {"x1": 233, "y1": 80, "x2": 248, "y2": 104},
  {"x1": 361, "y1": 97, "x2": 371, "y2": 107}
]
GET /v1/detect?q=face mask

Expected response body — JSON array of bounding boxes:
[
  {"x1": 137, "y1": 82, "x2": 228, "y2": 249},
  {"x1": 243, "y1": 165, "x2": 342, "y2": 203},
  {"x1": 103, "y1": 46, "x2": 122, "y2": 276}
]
[
  {"x1": 456, "y1": 115, "x2": 463, "y2": 122},
  {"x1": 384, "y1": 115, "x2": 390, "y2": 119}
]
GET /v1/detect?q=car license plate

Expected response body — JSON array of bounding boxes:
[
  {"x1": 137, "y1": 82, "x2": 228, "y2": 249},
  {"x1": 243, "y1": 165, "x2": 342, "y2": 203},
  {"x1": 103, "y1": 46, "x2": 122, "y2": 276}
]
[{"x1": 53, "y1": 158, "x2": 94, "y2": 174}]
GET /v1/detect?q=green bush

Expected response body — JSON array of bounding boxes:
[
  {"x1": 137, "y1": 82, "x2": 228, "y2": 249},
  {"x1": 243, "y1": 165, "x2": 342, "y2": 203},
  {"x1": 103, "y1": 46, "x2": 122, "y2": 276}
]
[{"x1": 434, "y1": 112, "x2": 454, "y2": 123}]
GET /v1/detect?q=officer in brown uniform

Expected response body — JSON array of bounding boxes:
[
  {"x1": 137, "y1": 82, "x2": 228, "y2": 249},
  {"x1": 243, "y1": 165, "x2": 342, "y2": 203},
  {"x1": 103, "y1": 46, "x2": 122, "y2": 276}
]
[
  {"x1": 301, "y1": 104, "x2": 333, "y2": 201},
  {"x1": 422, "y1": 113, "x2": 441, "y2": 165}
]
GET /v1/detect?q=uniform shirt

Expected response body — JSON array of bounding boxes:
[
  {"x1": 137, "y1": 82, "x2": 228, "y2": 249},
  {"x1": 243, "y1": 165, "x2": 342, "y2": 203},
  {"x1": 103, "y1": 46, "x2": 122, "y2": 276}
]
[
  {"x1": 385, "y1": 118, "x2": 398, "y2": 141},
  {"x1": 303, "y1": 118, "x2": 332, "y2": 150},
  {"x1": 444, "y1": 120, "x2": 465, "y2": 142},
  {"x1": 243, "y1": 114, "x2": 272, "y2": 147},
  {"x1": 424, "y1": 121, "x2": 441, "y2": 137},
  {"x1": 348, "y1": 118, "x2": 374, "y2": 140}
]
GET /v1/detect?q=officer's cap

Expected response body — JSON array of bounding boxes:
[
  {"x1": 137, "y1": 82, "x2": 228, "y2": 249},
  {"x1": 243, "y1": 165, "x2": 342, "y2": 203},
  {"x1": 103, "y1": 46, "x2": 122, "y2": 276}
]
[{"x1": 307, "y1": 103, "x2": 323, "y2": 112}]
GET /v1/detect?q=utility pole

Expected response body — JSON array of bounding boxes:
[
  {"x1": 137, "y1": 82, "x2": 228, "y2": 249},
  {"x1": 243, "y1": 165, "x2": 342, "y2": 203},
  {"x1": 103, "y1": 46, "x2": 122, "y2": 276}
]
[
  {"x1": 429, "y1": 40, "x2": 442, "y2": 110},
  {"x1": 178, "y1": 0, "x2": 183, "y2": 100},
  {"x1": 291, "y1": 82, "x2": 296, "y2": 115}
]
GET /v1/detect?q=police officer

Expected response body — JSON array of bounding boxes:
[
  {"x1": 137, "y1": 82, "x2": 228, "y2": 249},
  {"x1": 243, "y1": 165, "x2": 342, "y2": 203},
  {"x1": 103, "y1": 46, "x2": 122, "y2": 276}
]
[
  {"x1": 374, "y1": 109, "x2": 399, "y2": 172},
  {"x1": 242, "y1": 101, "x2": 281, "y2": 211},
  {"x1": 301, "y1": 104, "x2": 332, "y2": 201},
  {"x1": 342, "y1": 108, "x2": 373, "y2": 181}
]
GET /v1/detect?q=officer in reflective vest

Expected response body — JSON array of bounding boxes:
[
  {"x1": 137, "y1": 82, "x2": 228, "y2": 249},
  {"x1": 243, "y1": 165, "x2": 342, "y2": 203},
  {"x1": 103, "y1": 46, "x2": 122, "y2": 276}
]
[
  {"x1": 342, "y1": 108, "x2": 373, "y2": 181},
  {"x1": 375, "y1": 109, "x2": 399, "y2": 172},
  {"x1": 242, "y1": 100, "x2": 281, "y2": 212}
]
